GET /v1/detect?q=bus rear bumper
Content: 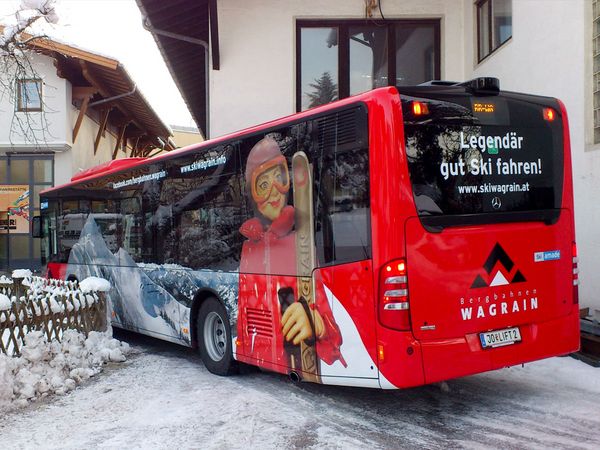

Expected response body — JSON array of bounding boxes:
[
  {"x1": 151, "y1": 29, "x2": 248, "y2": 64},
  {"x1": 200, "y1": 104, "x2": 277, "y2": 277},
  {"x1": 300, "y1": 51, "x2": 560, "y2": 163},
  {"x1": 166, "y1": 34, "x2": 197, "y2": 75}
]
[{"x1": 418, "y1": 310, "x2": 580, "y2": 385}]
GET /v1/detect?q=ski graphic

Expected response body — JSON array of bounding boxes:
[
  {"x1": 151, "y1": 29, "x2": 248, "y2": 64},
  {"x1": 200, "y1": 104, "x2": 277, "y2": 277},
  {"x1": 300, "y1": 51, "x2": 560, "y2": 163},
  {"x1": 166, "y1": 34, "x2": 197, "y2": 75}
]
[{"x1": 292, "y1": 151, "x2": 320, "y2": 383}]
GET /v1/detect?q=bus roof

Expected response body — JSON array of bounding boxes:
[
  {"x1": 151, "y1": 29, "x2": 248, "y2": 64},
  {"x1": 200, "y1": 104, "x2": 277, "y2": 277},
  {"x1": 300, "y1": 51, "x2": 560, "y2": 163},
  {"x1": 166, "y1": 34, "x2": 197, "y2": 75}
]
[
  {"x1": 41, "y1": 79, "x2": 560, "y2": 196},
  {"x1": 41, "y1": 86, "x2": 395, "y2": 196}
]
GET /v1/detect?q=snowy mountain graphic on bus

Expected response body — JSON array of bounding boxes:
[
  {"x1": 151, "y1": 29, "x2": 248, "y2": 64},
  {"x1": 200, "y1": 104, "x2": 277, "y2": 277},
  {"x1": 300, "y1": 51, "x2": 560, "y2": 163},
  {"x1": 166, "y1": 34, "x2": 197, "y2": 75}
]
[
  {"x1": 137, "y1": 263, "x2": 239, "y2": 336},
  {"x1": 66, "y1": 215, "x2": 239, "y2": 345},
  {"x1": 67, "y1": 215, "x2": 187, "y2": 343}
]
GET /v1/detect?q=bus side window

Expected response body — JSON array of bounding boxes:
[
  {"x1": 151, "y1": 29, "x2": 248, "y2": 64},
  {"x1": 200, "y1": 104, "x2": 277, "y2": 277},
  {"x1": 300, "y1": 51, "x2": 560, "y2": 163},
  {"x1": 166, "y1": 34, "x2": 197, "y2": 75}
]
[
  {"x1": 157, "y1": 176, "x2": 180, "y2": 265},
  {"x1": 57, "y1": 199, "x2": 84, "y2": 262},
  {"x1": 171, "y1": 174, "x2": 245, "y2": 271},
  {"x1": 162, "y1": 143, "x2": 244, "y2": 271},
  {"x1": 312, "y1": 107, "x2": 371, "y2": 266},
  {"x1": 315, "y1": 148, "x2": 371, "y2": 265},
  {"x1": 120, "y1": 195, "x2": 142, "y2": 261},
  {"x1": 41, "y1": 200, "x2": 58, "y2": 265},
  {"x1": 91, "y1": 199, "x2": 119, "y2": 254}
]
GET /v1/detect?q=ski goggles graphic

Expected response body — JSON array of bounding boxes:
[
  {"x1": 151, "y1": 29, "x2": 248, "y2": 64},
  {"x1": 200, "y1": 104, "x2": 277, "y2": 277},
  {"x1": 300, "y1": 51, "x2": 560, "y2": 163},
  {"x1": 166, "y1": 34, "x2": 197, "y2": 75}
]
[{"x1": 251, "y1": 155, "x2": 290, "y2": 204}]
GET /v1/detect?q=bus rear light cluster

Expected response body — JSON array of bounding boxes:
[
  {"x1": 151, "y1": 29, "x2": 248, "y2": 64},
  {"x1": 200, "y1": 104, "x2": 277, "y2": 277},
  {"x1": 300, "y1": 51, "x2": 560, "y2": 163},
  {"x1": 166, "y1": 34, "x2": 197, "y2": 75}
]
[
  {"x1": 572, "y1": 242, "x2": 579, "y2": 304},
  {"x1": 543, "y1": 107, "x2": 556, "y2": 121},
  {"x1": 412, "y1": 101, "x2": 429, "y2": 116},
  {"x1": 379, "y1": 259, "x2": 411, "y2": 330}
]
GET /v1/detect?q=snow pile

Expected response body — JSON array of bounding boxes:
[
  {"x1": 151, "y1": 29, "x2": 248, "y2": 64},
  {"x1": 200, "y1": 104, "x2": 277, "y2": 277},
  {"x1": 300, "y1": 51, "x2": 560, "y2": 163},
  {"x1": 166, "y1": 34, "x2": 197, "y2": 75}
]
[
  {"x1": 79, "y1": 277, "x2": 111, "y2": 293},
  {"x1": 11, "y1": 269, "x2": 32, "y2": 279},
  {"x1": 0, "y1": 329, "x2": 129, "y2": 411},
  {"x1": 0, "y1": 294, "x2": 11, "y2": 311}
]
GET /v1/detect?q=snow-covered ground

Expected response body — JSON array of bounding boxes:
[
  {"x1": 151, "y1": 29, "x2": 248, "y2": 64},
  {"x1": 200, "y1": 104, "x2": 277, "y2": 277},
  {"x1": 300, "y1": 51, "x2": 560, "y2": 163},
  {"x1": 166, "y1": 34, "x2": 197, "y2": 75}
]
[{"x1": 1, "y1": 330, "x2": 599, "y2": 449}]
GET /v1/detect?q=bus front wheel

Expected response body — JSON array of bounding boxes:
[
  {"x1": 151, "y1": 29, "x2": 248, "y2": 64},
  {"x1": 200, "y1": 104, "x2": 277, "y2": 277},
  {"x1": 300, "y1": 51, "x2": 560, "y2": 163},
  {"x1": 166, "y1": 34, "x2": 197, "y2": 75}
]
[{"x1": 197, "y1": 297, "x2": 237, "y2": 376}]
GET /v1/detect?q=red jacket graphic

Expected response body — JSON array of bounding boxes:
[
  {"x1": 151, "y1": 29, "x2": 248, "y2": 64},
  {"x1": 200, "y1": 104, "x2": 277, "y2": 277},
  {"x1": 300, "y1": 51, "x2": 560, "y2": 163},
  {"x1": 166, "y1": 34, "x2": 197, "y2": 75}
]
[{"x1": 237, "y1": 205, "x2": 344, "y2": 373}]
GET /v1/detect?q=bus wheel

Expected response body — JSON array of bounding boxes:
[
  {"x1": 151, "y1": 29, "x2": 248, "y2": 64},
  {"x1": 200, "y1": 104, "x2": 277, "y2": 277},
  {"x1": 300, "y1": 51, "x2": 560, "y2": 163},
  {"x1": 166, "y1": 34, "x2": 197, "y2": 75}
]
[{"x1": 198, "y1": 297, "x2": 237, "y2": 376}]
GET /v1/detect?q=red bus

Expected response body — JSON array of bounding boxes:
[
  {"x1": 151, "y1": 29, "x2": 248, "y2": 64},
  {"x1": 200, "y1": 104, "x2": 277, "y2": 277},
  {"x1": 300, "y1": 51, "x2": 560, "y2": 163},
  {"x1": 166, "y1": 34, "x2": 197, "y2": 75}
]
[{"x1": 37, "y1": 78, "x2": 579, "y2": 388}]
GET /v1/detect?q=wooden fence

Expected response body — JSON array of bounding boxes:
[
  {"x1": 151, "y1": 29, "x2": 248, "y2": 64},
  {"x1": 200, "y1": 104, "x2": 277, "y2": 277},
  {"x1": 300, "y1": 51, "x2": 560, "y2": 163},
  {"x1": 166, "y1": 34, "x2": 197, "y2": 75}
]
[{"x1": 0, "y1": 276, "x2": 107, "y2": 357}]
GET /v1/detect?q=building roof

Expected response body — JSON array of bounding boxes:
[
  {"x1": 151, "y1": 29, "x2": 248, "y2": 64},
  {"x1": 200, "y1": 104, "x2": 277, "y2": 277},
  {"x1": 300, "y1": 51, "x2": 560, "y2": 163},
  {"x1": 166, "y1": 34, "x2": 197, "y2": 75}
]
[
  {"x1": 27, "y1": 33, "x2": 176, "y2": 154},
  {"x1": 135, "y1": 0, "x2": 216, "y2": 138}
]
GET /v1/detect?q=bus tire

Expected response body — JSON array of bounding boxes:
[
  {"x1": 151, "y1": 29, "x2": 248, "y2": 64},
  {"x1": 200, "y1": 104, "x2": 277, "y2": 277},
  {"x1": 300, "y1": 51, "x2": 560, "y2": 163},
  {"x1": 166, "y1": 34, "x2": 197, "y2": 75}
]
[{"x1": 197, "y1": 297, "x2": 237, "y2": 376}]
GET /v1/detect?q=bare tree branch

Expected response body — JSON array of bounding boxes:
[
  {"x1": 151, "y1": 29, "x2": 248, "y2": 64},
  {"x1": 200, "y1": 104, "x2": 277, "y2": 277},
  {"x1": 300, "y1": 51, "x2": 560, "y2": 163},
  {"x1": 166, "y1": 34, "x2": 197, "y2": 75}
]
[{"x1": 0, "y1": 0, "x2": 58, "y2": 148}]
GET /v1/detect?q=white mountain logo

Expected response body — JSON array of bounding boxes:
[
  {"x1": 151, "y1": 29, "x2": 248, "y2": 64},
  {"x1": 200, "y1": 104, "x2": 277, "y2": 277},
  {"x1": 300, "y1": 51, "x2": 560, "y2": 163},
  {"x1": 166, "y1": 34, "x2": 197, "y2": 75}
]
[{"x1": 471, "y1": 243, "x2": 526, "y2": 289}]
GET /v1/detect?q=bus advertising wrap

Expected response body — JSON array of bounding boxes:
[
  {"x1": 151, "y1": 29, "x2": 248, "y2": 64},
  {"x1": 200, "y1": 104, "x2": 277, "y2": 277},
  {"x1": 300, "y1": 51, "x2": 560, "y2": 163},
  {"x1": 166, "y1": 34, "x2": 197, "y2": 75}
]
[{"x1": 39, "y1": 85, "x2": 578, "y2": 389}]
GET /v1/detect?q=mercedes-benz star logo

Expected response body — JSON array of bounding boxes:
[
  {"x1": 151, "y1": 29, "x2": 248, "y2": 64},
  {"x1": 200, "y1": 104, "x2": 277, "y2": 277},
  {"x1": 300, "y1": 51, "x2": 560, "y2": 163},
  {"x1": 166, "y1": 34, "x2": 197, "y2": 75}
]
[{"x1": 492, "y1": 197, "x2": 502, "y2": 209}]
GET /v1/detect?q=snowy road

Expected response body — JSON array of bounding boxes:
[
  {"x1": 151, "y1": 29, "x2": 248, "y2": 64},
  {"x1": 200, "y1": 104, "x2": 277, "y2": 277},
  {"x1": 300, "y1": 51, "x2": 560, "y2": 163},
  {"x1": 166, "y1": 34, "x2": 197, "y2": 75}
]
[{"x1": 2, "y1": 330, "x2": 600, "y2": 449}]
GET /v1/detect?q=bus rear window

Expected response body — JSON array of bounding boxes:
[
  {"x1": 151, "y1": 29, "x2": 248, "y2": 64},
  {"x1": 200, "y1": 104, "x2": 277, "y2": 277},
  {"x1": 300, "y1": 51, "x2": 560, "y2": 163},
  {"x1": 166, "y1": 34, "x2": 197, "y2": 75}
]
[{"x1": 402, "y1": 93, "x2": 564, "y2": 228}]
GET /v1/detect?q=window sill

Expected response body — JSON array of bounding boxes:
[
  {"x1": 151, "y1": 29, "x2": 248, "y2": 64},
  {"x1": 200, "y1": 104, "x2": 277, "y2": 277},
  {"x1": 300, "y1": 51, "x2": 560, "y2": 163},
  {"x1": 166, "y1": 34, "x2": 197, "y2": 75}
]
[{"x1": 476, "y1": 36, "x2": 512, "y2": 66}]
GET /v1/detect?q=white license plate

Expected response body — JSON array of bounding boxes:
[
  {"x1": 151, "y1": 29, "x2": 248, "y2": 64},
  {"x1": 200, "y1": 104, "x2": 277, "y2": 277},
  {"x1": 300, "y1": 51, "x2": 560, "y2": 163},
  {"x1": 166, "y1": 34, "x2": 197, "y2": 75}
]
[{"x1": 479, "y1": 327, "x2": 522, "y2": 349}]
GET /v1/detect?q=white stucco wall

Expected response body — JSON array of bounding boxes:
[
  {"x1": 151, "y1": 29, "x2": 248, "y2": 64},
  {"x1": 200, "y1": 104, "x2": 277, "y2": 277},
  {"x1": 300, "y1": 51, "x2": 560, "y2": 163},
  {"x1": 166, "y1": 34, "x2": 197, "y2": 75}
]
[
  {"x1": 0, "y1": 51, "x2": 132, "y2": 186},
  {"x1": 211, "y1": 0, "x2": 465, "y2": 138},
  {"x1": 464, "y1": 0, "x2": 599, "y2": 313},
  {"x1": 0, "y1": 52, "x2": 70, "y2": 151}
]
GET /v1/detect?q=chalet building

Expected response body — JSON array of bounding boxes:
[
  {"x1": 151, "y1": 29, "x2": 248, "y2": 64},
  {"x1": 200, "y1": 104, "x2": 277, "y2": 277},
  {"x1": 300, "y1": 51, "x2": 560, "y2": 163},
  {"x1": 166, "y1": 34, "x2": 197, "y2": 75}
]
[
  {"x1": 137, "y1": 0, "x2": 598, "y2": 315},
  {"x1": 0, "y1": 35, "x2": 174, "y2": 270}
]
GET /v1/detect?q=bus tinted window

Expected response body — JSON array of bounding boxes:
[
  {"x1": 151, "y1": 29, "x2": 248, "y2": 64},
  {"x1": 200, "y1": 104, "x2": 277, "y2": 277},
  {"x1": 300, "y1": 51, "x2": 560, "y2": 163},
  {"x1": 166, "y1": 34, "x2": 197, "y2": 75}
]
[
  {"x1": 313, "y1": 144, "x2": 370, "y2": 265},
  {"x1": 120, "y1": 195, "x2": 142, "y2": 261},
  {"x1": 160, "y1": 149, "x2": 246, "y2": 271},
  {"x1": 40, "y1": 198, "x2": 58, "y2": 265},
  {"x1": 242, "y1": 106, "x2": 371, "y2": 268},
  {"x1": 402, "y1": 94, "x2": 564, "y2": 227}
]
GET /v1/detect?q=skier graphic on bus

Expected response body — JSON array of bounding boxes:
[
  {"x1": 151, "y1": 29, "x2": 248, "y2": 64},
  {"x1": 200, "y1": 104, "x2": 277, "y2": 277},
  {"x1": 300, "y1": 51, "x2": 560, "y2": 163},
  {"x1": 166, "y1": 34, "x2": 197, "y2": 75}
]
[{"x1": 237, "y1": 137, "x2": 345, "y2": 378}]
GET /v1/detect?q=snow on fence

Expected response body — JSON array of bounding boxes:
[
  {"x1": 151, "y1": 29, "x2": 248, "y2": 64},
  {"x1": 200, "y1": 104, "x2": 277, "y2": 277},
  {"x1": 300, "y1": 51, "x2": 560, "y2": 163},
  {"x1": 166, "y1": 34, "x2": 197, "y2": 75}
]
[{"x1": 0, "y1": 273, "x2": 109, "y2": 357}]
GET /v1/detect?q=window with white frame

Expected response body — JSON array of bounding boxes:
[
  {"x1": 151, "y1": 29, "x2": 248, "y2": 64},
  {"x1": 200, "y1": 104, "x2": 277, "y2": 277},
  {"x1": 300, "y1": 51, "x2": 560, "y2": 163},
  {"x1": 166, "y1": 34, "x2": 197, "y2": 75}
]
[
  {"x1": 476, "y1": 0, "x2": 512, "y2": 62},
  {"x1": 16, "y1": 79, "x2": 42, "y2": 112}
]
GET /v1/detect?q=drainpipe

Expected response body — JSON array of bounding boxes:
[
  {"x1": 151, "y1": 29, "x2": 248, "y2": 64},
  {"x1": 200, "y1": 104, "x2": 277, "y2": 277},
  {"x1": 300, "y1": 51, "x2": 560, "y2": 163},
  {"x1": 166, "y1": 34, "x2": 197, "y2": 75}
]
[
  {"x1": 142, "y1": 15, "x2": 210, "y2": 139},
  {"x1": 89, "y1": 84, "x2": 137, "y2": 107}
]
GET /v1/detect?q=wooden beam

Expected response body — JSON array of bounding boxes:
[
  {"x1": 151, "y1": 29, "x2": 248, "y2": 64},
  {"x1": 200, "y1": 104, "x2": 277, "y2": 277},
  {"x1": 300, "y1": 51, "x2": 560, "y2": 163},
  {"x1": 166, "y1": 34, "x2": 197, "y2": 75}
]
[
  {"x1": 72, "y1": 95, "x2": 91, "y2": 143},
  {"x1": 71, "y1": 84, "x2": 98, "y2": 143},
  {"x1": 80, "y1": 60, "x2": 110, "y2": 95},
  {"x1": 122, "y1": 128, "x2": 146, "y2": 156},
  {"x1": 26, "y1": 33, "x2": 119, "y2": 69},
  {"x1": 53, "y1": 56, "x2": 75, "y2": 80},
  {"x1": 79, "y1": 60, "x2": 150, "y2": 138},
  {"x1": 146, "y1": 148, "x2": 163, "y2": 158},
  {"x1": 130, "y1": 136, "x2": 141, "y2": 158},
  {"x1": 94, "y1": 108, "x2": 111, "y2": 155},
  {"x1": 113, "y1": 124, "x2": 128, "y2": 160},
  {"x1": 72, "y1": 86, "x2": 98, "y2": 100}
]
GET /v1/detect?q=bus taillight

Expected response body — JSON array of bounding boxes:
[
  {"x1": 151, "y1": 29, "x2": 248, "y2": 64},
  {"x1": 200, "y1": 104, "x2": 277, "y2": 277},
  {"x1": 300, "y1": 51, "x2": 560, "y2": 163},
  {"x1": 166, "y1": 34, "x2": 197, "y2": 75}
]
[
  {"x1": 412, "y1": 101, "x2": 429, "y2": 116},
  {"x1": 379, "y1": 259, "x2": 411, "y2": 331},
  {"x1": 573, "y1": 242, "x2": 579, "y2": 304},
  {"x1": 543, "y1": 107, "x2": 556, "y2": 121}
]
